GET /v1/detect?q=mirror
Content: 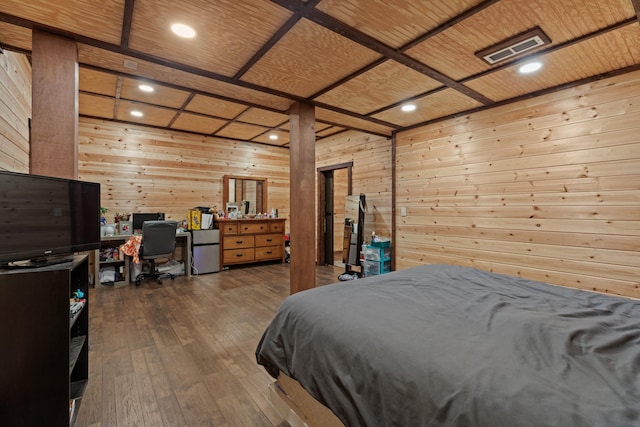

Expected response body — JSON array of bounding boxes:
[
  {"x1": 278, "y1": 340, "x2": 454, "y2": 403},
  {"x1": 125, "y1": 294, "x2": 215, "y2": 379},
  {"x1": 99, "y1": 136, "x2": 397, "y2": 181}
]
[
  {"x1": 223, "y1": 175, "x2": 268, "y2": 216},
  {"x1": 342, "y1": 194, "x2": 366, "y2": 267}
]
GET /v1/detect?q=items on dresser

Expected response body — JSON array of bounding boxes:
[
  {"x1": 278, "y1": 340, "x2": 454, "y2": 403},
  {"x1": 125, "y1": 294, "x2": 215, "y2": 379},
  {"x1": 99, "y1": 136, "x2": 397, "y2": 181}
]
[{"x1": 219, "y1": 219, "x2": 285, "y2": 268}]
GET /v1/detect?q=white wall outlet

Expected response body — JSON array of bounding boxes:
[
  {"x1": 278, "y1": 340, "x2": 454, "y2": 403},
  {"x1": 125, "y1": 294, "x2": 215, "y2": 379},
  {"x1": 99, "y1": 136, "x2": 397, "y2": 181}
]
[{"x1": 400, "y1": 207, "x2": 407, "y2": 217}]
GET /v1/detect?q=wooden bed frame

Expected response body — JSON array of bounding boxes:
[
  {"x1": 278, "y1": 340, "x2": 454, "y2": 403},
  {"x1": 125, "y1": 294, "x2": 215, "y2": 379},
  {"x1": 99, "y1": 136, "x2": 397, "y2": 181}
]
[{"x1": 269, "y1": 373, "x2": 344, "y2": 427}]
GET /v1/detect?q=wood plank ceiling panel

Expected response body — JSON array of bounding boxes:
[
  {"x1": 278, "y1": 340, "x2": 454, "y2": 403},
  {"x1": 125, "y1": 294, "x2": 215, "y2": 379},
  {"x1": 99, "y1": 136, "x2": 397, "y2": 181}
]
[
  {"x1": 79, "y1": 69, "x2": 118, "y2": 97},
  {"x1": 465, "y1": 25, "x2": 640, "y2": 102},
  {"x1": 237, "y1": 108, "x2": 289, "y2": 127},
  {"x1": 0, "y1": 0, "x2": 124, "y2": 45},
  {"x1": 128, "y1": 0, "x2": 294, "y2": 77},
  {"x1": 170, "y1": 112, "x2": 227, "y2": 135},
  {"x1": 215, "y1": 122, "x2": 268, "y2": 140},
  {"x1": 0, "y1": 22, "x2": 32, "y2": 52},
  {"x1": 316, "y1": 126, "x2": 345, "y2": 137},
  {"x1": 252, "y1": 129, "x2": 290, "y2": 145},
  {"x1": 1, "y1": 0, "x2": 638, "y2": 141},
  {"x1": 315, "y1": 108, "x2": 395, "y2": 136},
  {"x1": 184, "y1": 95, "x2": 247, "y2": 119},
  {"x1": 77, "y1": 44, "x2": 293, "y2": 111},
  {"x1": 315, "y1": 0, "x2": 484, "y2": 48},
  {"x1": 115, "y1": 100, "x2": 176, "y2": 127},
  {"x1": 314, "y1": 60, "x2": 443, "y2": 114},
  {"x1": 79, "y1": 93, "x2": 115, "y2": 119},
  {"x1": 372, "y1": 88, "x2": 484, "y2": 126},
  {"x1": 120, "y1": 77, "x2": 191, "y2": 109},
  {"x1": 241, "y1": 18, "x2": 382, "y2": 97},
  {"x1": 406, "y1": 0, "x2": 636, "y2": 81}
]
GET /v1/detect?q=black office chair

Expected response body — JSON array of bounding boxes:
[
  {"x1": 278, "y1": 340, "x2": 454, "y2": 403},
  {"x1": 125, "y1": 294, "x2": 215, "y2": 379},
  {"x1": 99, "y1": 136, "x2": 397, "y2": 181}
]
[{"x1": 135, "y1": 220, "x2": 178, "y2": 286}]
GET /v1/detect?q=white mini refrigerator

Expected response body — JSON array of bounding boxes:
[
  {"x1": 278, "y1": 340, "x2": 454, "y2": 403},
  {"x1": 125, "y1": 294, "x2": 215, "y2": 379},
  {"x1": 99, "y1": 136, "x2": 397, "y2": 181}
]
[{"x1": 191, "y1": 230, "x2": 220, "y2": 274}]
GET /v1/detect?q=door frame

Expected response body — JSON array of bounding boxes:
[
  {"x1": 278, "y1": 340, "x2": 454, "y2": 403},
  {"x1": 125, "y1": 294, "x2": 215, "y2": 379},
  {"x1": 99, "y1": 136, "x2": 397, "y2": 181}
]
[{"x1": 317, "y1": 161, "x2": 353, "y2": 266}]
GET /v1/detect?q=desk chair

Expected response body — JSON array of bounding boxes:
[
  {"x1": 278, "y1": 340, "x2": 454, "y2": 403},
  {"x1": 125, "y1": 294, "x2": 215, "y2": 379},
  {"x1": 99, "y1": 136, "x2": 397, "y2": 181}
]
[{"x1": 135, "y1": 220, "x2": 178, "y2": 286}]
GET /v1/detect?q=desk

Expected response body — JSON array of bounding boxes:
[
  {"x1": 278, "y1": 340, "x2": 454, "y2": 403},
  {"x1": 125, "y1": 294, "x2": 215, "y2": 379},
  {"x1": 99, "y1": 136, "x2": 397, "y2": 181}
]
[{"x1": 93, "y1": 232, "x2": 192, "y2": 285}]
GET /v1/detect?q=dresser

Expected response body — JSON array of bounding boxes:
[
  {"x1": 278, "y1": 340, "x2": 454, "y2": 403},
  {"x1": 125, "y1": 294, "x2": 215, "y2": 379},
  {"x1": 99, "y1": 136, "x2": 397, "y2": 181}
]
[{"x1": 219, "y1": 219, "x2": 286, "y2": 268}]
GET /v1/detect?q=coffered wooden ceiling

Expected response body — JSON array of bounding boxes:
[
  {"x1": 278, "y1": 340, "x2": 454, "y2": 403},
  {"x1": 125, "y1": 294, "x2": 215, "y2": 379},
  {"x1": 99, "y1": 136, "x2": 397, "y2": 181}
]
[{"x1": 1, "y1": 0, "x2": 639, "y2": 146}]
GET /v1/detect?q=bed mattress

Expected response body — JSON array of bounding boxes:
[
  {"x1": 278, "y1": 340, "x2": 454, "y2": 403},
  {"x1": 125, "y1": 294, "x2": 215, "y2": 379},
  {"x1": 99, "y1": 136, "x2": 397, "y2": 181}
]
[{"x1": 256, "y1": 264, "x2": 640, "y2": 427}]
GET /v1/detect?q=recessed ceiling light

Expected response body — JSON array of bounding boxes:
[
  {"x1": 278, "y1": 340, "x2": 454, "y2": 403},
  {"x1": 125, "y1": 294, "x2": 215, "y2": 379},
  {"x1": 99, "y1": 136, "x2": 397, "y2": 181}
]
[
  {"x1": 138, "y1": 84, "x2": 154, "y2": 92},
  {"x1": 519, "y1": 61, "x2": 542, "y2": 74},
  {"x1": 171, "y1": 23, "x2": 196, "y2": 38},
  {"x1": 130, "y1": 111, "x2": 143, "y2": 117},
  {"x1": 269, "y1": 134, "x2": 278, "y2": 140},
  {"x1": 401, "y1": 104, "x2": 416, "y2": 112}
]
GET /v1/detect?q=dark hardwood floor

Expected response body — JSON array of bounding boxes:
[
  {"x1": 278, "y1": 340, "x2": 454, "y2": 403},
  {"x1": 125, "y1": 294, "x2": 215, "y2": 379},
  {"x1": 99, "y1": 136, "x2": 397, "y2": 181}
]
[{"x1": 77, "y1": 262, "x2": 344, "y2": 427}]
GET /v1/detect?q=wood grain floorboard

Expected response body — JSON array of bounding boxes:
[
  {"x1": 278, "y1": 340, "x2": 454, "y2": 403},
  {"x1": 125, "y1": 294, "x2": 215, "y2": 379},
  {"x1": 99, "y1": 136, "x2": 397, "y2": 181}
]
[{"x1": 76, "y1": 263, "x2": 344, "y2": 426}]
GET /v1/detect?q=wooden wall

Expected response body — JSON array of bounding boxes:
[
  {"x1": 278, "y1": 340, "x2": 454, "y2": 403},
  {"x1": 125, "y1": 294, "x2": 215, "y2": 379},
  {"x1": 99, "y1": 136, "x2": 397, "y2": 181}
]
[
  {"x1": 78, "y1": 118, "x2": 290, "y2": 226},
  {"x1": 0, "y1": 50, "x2": 31, "y2": 172},
  {"x1": 396, "y1": 70, "x2": 640, "y2": 298},
  {"x1": 316, "y1": 131, "x2": 393, "y2": 248}
]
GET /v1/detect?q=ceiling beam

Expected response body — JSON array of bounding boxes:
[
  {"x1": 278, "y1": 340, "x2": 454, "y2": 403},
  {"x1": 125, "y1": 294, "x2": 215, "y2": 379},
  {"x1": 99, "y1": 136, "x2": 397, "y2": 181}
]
[
  {"x1": 269, "y1": 0, "x2": 494, "y2": 105},
  {"x1": 233, "y1": 0, "x2": 321, "y2": 80},
  {"x1": 0, "y1": 11, "x2": 399, "y2": 131},
  {"x1": 399, "y1": 0, "x2": 501, "y2": 52},
  {"x1": 459, "y1": 18, "x2": 637, "y2": 84},
  {"x1": 632, "y1": 0, "x2": 640, "y2": 23},
  {"x1": 310, "y1": 0, "x2": 498, "y2": 101},
  {"x1": 402, "y1": 62, "x2": 640, "y2": 133},
  {"x1": 120, "y1": 0, "x2": 136, "y2": 49}
]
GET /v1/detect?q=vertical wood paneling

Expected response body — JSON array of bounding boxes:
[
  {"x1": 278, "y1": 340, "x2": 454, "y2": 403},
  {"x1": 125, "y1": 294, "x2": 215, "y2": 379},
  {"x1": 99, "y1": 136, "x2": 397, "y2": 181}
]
[
  {"x1": 316, "y1": 131, "x2": 393, "y2": 247},
  {"x1": 0, "y1": 50, "x2": 31, "y2": 172},
  {"x1": 396, "y1": 70, "x2": 640, "y2": 298},
  {"x1": 78, "y1": 119, "x2": 290, "y2": 229}
]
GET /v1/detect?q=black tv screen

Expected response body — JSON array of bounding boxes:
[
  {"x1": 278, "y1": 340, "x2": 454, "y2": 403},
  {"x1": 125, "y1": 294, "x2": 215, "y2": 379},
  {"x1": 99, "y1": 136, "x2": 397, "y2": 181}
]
[{"x1": 0, "y1": 171, "x2": 100, "y2": 265}]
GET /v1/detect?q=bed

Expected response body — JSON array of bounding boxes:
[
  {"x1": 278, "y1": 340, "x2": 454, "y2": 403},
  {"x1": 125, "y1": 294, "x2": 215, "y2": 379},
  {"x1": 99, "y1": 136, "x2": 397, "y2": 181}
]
[{"x1": 256, "y1": 264, "x2": 640, "y2": 427}]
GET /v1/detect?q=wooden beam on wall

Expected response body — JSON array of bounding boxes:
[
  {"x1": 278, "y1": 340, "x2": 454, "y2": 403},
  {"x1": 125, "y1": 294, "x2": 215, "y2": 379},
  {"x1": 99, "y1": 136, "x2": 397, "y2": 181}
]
[
  {"x1": 31, "y1": 30, "x2": 78, "y2": 179},
  {"x1": 289, "y1": 102, "x2": 316, "y2": 294}
]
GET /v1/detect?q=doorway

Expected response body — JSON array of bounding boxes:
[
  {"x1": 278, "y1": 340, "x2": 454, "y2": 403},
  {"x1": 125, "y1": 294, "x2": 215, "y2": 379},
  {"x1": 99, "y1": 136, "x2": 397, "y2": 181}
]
[{"x1": 317, "y1": 162, "x2": 353, "y2": 266}]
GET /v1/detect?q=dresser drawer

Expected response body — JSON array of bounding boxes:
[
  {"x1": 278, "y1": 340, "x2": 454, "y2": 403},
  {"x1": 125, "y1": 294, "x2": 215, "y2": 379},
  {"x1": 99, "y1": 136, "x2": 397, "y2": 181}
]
[
  {"x1": 255, "y1": 245, "x2": 283, "y2": 261},
  {"x1": 239, "y1": 222, "x2": 269, "y2": 234},
  {"x1": 270, "y1": 221, "x2": 284, "y2": 233},
  {"x1": 221, "y1": 223, "x2": 238, "y2": 234},
  {"x1": 223, "y1": 235, "x2": 255, "y2": 249},
  {"x1": 255, "y1": 233, "x2": 283, "y2": 247},
  {"x1": 223, "y1": 248, "x2": 255, "y2": 264}
]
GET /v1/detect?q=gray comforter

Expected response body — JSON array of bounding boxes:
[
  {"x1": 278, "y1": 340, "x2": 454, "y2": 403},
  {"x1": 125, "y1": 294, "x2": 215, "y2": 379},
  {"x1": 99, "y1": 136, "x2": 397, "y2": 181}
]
[{"x1": 256, "y1": 264, "x2": 640, "y2": 427}]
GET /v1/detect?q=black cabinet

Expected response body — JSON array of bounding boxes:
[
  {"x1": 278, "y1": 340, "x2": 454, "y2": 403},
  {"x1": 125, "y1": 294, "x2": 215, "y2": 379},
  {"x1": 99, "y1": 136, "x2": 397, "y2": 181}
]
[{"x1": 0, "y1": 255, "x2": 89, "y2": 427}]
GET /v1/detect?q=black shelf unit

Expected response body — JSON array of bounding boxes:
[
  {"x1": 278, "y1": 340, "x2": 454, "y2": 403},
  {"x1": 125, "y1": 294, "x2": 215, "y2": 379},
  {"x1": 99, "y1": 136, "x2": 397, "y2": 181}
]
[
  {"x1": 0, "y1": 255, "x2": 89, "y2": 427},
  {"x1": 98, "y1": 239, "x2": 128, "y2": 284}
]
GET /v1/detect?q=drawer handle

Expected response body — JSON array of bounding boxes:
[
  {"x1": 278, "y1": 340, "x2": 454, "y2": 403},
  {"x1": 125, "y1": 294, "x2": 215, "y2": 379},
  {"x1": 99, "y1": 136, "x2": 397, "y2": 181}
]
[
  {"x1": 236, "y1": 254, "x2": 243, "y2": 257},
  {"x1": 266, "y1": 239, "x2": 273, "y2": 242},
  {"x1": 244, "y1": 227, "x2": 249, "y2": 230},
  {"x1": 236, "y1": 240, "x2": 243, "y2": 244},
  {"x1": 260, "y1": 226, "x2": 264, "y2": 230},
  {"x1": 266, "y1": 251, "x2": 272, "y2": 255}
]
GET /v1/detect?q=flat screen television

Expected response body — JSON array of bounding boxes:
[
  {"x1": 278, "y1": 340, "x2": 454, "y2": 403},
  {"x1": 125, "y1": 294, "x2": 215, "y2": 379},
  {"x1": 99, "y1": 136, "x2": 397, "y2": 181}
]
[{"x1": 0, "y1": 171, "x2": 101, "y2": 267}]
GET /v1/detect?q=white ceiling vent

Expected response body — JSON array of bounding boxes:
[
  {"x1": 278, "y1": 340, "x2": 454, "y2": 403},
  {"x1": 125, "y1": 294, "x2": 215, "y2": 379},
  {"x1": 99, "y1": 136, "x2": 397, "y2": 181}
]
[
  {"x1": 123, "y1": 59, "x2": 138, "y2": 70},
  {"x1": 476, "y1": 27, "x2": 551, "y2": 65}
]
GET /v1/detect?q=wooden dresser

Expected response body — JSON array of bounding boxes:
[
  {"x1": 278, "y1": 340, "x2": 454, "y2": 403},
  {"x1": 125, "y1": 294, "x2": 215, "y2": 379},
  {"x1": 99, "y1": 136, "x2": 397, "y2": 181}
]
[{"x1": 219, "y1": 218, "x2": 286, "y2": 268}]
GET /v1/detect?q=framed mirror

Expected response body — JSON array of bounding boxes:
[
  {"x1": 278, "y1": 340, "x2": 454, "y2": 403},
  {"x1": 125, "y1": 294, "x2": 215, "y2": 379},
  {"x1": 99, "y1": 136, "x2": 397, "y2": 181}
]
[{"x1": 223, "y1": 175, "x2": 268, "y2": 216}]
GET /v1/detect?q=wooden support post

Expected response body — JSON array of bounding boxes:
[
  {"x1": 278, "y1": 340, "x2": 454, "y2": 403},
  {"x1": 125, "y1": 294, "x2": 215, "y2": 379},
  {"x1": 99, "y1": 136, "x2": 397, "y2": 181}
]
[
  {"x1": 31, "y1": 30, "x2": 78, "y2": 179},
  {"x1": 289, "y1": 102, "x2": 316, "y2": 294}
]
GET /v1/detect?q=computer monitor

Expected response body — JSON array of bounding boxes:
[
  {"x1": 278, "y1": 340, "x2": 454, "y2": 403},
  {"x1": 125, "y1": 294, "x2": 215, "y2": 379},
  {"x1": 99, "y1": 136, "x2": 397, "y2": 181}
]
[{"x1": 132, "y1": 212, "x2": 165, "y2": 233}]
